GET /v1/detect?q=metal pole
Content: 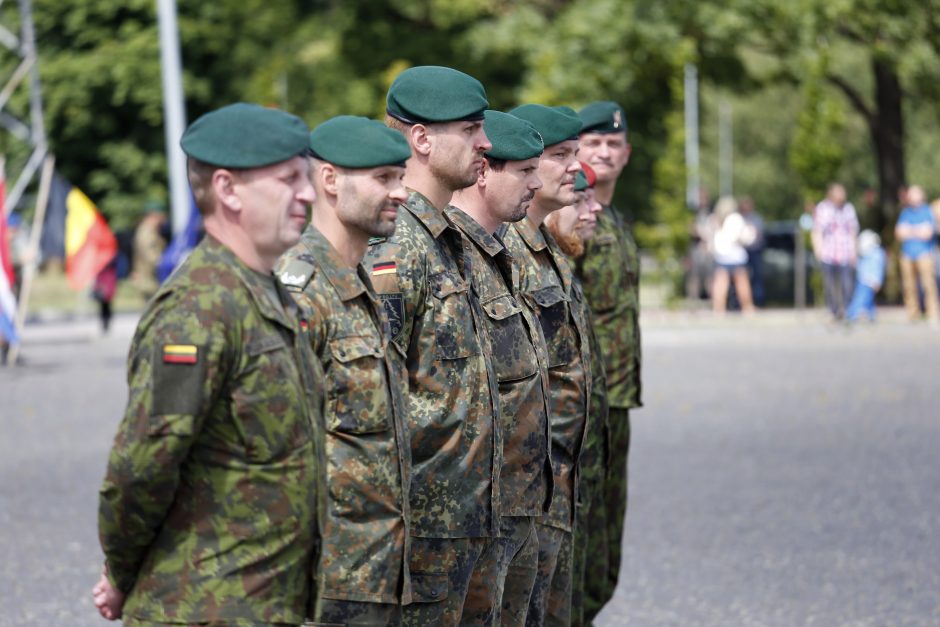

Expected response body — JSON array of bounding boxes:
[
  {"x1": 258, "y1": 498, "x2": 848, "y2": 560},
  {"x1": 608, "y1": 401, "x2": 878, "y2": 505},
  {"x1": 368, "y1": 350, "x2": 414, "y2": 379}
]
[
  {"x1": 8, "y1": 153, "x2": 53, "y2": 365},
  {"x1": 684, "y1": 64, "x2": 700, "y2": 210},
  {"x1": 156, "y1": 0, "x2": 188, "y2": 236},
  {"x1": 719, "y1": 97, "x2": 733, "y2": 198},
  {"x1": 18, "y1": 0, "x2": 45, "y2": 152}
]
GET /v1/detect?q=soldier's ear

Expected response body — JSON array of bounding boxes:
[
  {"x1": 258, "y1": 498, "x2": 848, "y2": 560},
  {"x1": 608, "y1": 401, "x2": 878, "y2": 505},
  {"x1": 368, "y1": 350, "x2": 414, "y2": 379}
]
[
  {"x1": 319, "y1": 163, "x2": 340, "y2": 197},
  {"x1": 212, "y1": 169, "x2": 242, "y2": 213},
  {"x1": 409, "y1": 124, "x2": 432, "y2": 157}
]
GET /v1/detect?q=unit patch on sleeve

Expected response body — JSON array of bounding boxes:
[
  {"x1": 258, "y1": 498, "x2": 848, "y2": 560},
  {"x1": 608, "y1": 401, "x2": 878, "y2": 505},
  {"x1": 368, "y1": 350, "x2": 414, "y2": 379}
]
[{"x1": 379, "y1": 293, "x2": 404, "y2": 340}]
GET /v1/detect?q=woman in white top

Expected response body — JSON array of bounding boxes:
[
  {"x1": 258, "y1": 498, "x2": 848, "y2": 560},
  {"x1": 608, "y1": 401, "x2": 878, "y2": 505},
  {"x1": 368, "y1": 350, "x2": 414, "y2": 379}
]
[{"x1": 711, "y1": 196, "x2": 756, "y2": 314}]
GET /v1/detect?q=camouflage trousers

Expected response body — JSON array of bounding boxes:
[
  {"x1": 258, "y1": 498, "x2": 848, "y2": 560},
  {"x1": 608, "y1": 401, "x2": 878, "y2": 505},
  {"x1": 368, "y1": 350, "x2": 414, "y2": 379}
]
[
  {"x1": 402, "y1": 535, "x2": 492, "y2": 626},
  {"x1": 308, "y1": 598, "x2": 402, "y2": 626},
  {"x1": 524, "y1": 524, "x2": 572, "y2": 627},
  {"x1": 461, "y1": 516, "x2": 538, "y2": 627},
  {"x1": 570, "y1": 474, "x2": 611, "y2": 627},
  {"x1": 604, "y1": 407, "x2": 631, "y2": 592}
]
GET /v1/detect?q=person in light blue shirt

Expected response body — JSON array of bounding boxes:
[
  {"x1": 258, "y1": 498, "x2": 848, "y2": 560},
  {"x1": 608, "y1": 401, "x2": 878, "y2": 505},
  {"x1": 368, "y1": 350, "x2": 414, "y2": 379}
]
[
  {"x1": 895, "y1": 185, "x2": 939, "y2": 322},
  {"x1": 846, "y1": 230, "x2": 886, "y2": 322}
]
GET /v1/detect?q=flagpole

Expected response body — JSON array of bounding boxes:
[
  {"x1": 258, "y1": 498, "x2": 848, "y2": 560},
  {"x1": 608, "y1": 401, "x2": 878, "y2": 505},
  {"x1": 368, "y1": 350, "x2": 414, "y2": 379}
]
[
  {"x1": 8, "y1": 153, "x2": 53, "y2": 365},
  {"x1": 156, "y1": 0, "x2": 188, "y2": 237}
]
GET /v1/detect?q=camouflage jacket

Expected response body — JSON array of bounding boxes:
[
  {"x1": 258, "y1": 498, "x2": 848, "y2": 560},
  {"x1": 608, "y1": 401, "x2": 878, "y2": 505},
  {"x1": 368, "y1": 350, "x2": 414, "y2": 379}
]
[
  {"x1": 577, "y1": 287, "x2": 610, "y2": 491},
  {"x1": 276, "y1": 226, "x2": 412, "y2": 606},
  {"x1": 504, "y1": 217, "x2": 591, "y2": 532},
  {"x1": 445, "y1": 207, "x2": 554, "y2": 518},
  {"x1": 364, "y1": 191, "x2": 499, "y2": 538},
  {"x1": 574, "y1": 204, "x2": 642, "y2": 409},
  {"x1": 98, "y1": 236, "x2": 324, "y2": 625}
]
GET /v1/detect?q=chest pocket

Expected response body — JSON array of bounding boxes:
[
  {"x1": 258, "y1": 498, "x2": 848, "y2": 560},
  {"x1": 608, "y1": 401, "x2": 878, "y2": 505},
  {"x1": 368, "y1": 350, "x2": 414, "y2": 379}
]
[
  {"x1": 430, "y1": 271, "x2": 479, "y2": 361},
  {"x1": 326, "y1": 335, "x2": 390, "y2": 434},
  {"x1": 230, "y1": 332, "x2": 311, "y2": 461},
  {"x1": 529, "y1": 285, "x2": 577, "y2": 368},
  {"x1": 582, "y1": 235, "x2": 618, "y2": 312},
  {"x1": 480, "y1": 293, "x2": 538, "y2": 383}
]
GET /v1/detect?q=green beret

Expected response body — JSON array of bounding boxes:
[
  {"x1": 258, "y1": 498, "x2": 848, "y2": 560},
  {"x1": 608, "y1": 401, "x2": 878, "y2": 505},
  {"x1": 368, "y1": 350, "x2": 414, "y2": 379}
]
[
  {"x1": 181, "y1": 103, "x2": 310, "y2": 168},
  {"x1": 508, "y1": 104, "x2": 582, "y2": 147},
  {"x1": 483, "y1": 110, "x2": 544, "y2": 161},
  {"x1": 387, "y1": 65, "x2": 488, "y2": 124},
  {"x1": 573, "y1": 170, "x2": 590, "y2": 192},
  {"x1": 309, "y1": 116, "x2": 411, "y2": 168},
  {"x1": 579, "y1": 101, "x2": 628, "y2": 134}
]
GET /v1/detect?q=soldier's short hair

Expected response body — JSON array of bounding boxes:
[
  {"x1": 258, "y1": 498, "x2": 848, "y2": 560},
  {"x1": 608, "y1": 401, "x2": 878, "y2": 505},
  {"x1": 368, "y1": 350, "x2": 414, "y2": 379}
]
[
  {"x1": 384, "y1": 114, "x2": 411, "y2": 135},
  {"x1": 187, "y1": 158, "x2": 219, "y2": 216},
  {"x1": 485, "y1": 157, "x2": 507, "y2": 172}
]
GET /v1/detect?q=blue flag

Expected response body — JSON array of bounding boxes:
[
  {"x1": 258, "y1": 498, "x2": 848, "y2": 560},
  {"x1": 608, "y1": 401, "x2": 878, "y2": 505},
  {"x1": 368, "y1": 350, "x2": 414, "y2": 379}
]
[{"x1": 157, "y1": 194, "x2": 202, "y2": 283}]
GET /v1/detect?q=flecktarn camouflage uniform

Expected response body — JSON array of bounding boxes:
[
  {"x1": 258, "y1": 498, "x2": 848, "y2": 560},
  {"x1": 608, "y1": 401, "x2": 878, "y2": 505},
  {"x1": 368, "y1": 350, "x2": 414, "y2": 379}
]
[
  {"x1": 277, "y1": 226, "x2": 412, "y2": 626},
  {"x1": 504, "y1": 217, "x2": 592, "y2": 627},
  {"x1": 98, "y1": 236, "x2": 325, "y2": 626},
  {"x1": 446, "y1": 207, "x2": 554, "y2": 627},
  {"x1": 364, "y1": 191, "x2": 499, "y2": 627},
  {"x1": 574, "y1": 204, "x2": 642, "y2": 617}
]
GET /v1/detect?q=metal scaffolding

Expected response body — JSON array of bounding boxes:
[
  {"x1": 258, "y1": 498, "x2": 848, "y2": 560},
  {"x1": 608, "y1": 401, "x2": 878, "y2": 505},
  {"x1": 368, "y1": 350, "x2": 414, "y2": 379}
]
[{"x1": 0, "y1": 0, "x2": 50, "y2": 216}]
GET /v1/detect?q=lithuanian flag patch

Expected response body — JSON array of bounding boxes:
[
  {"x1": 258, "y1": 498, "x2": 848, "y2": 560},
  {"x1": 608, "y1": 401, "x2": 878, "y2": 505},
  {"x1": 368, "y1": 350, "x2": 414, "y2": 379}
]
[
  {"x1": 163, "y1": 344, "x2": 198, "y2": 364},
  {"x1": 372, "y1": 261, "x2": 397, "y2": 276}
]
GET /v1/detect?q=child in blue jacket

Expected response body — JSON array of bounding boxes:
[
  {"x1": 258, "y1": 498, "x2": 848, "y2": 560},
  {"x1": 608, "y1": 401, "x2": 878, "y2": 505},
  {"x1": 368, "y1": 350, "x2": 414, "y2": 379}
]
[{"x1": 846, "y1": 229, "x2": 886, "y2": 322}]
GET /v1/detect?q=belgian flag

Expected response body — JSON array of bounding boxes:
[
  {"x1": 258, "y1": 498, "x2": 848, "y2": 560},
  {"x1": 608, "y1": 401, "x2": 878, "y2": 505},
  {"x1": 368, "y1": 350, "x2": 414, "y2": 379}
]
[{"x1": 40, "y1": 174, "x2": 118, "y2": 291}]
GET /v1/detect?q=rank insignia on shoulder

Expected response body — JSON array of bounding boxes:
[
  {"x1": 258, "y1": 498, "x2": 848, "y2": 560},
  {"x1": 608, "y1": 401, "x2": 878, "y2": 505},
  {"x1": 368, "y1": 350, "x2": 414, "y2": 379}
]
[
  {"x1": 279, "y1": 271, "x2": 308, "y2": 287},
  {"x1": 372, "y1": 261, "x2": 397, "y2": 276},
  {"x1": 163, "y1": 344, "x2": 198, "y2": 364}
]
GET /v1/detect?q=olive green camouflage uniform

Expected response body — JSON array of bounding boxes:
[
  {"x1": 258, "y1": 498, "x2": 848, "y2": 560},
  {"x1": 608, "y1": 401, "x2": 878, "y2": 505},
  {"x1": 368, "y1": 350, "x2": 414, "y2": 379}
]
[
  {"x1": 364, "y1": 191, "x2": 499, "y2": 626},
  {"x1": 98, "y1": 236, "x2": 324, "y2": 625},
  {"x1": 504, "y1": 217, "x2": 592, "y2": 627},
  {"x1": 574, "y1": 204, "x2": 642, "y2": 618},
  {"x1": 276, "y1": 226, "x2": 412, "y2": 626},
  {"x1": 570, "y1": 298, "x2": 610, "y2": 627},
  {"x1": 445, "y1": 207, "x2": 554, "y2": 626}
]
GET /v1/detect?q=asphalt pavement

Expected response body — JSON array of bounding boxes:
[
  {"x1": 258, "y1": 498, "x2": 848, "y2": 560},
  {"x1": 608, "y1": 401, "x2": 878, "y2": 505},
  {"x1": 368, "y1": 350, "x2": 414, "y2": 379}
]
[{"x1": 1, "y1": 308, "x2": 938, "y2": 626}]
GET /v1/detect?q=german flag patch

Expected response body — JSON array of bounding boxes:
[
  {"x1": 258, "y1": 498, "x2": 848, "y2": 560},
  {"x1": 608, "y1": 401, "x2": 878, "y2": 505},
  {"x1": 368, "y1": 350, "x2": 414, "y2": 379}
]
[
  {"x1": 372, "y1": 261, "x2": 397, "y2": 276},
  {"x1": 163, "y1": 344, "x2": 198, "y2": 364}
]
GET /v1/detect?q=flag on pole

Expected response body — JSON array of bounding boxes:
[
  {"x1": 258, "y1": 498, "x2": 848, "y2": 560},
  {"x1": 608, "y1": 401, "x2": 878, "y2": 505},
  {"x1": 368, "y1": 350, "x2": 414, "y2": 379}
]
[
  {"x1": 40, "y1": 174, "x2": 118, "y2": 291},
  {"x1": 157, "y1": 192, "x2": 201, "y2": 283},
  {"x1": 0, "y1": 163, "x2": 14, "y2": 288},
  {"x1": 0, "y1": 162, "x2": 18, "y2": 345}
]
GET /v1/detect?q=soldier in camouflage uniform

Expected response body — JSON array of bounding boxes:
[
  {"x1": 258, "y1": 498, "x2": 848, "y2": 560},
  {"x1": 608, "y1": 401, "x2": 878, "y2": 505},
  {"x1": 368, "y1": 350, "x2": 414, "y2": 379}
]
[
  {"x1": 275, "y1": 116, "x2": 415, "y2": 626},
  {"x1": 93, "y1": 103, "x2": 324, "y2": 625},
  {"x1": 503, "y1": 104, "x2": 592, "y2": 627},
  {"x1": 448, "y1": 110, "x2": 554, "y2": 626},
  {"x1": 363, "y1": 66, "x2": 499, "y2": 626},
  {"x1": 543, "y1": 164, "x2": 610, "y2": 627},
  {"x1": 575, "y1": 101, "x2": 643, "y2": 620}
]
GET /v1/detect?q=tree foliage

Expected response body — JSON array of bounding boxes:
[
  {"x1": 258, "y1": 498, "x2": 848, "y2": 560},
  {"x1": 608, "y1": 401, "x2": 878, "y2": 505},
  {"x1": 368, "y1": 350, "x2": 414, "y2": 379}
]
[{"x1": 0, "y1": 0, "x2": 935, "y2": 254}]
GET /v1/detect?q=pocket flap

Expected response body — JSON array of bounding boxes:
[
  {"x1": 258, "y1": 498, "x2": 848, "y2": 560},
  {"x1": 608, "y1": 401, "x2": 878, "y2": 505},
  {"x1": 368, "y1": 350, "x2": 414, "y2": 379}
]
[
  {"x1": 246, "y1": 334, "x2": 286, "y2": 356},
  {"x1": 530, "y1": 285, "x2": 566, "y2": 308},
  {"x1": 430, "y1": 271, "x2": 467, "y2": 298},
  {"x1": 328, "y1": 336, "x2": 382, "y2": 363},
  {"x1": 409, "y1": 572, "x2": 449, "y2": 603},
  {"x1": 480, "y1": 293, "x2": 522, "y2": 321}
]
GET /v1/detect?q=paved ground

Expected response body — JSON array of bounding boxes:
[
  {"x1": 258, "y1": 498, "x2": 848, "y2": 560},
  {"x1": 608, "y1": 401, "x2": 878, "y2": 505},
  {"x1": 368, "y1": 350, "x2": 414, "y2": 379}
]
[{"x1": 1, "y1": 308, "x2": 939, "y2": 626}]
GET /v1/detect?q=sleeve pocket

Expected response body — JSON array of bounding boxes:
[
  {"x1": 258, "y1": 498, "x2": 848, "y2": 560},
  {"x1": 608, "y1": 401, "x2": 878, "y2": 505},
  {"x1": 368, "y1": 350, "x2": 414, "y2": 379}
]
[{"x1": 326, "y1": 336, "x2": 389, "y2": 434}]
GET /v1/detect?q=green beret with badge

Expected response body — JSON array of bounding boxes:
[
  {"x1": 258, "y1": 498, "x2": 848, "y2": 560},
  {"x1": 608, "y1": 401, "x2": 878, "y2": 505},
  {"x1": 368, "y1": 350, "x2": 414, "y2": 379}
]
[
  {"x1": 483, "y1": 110, "x2": 544, "y2": 161},
  {"x1": 578, "y1": 100, "x2": 628, "y2": 134},
  {"x1": 310, "y1": 115, "x2": 412, "y2": 168},
  {"x1": 508, "y1": 104, "x2": 582, "y2": 148},
  {"x1": 181, "y1": 102, "x2": 310, "y2": 168},
  {"x1": 386, "y1": 65, "x2": 489, "y2": 124}
]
